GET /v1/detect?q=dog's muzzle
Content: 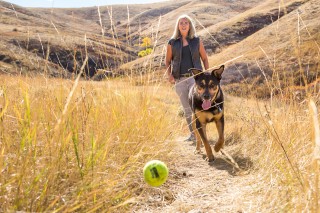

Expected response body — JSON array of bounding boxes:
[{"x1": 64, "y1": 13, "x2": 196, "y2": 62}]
[
  {"x1": 201, "y1": 92, "x2": 213, "y2": 110},
  {"x1": 201, "y1": 99, "x2": 212, "y2": 110}
]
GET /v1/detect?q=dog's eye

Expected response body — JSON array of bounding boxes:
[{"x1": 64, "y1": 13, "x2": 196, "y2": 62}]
[
  {"x1": 199, "y1": 83, "x2": 205, "y2": 88},
  {"x1": 209, "y1": 84, "x2": 217, "y2": 89}
]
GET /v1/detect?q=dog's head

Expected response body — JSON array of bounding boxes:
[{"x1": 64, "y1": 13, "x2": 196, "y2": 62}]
[{"x1": 189, "y1": 65, "x2": 224, "y2": 110}]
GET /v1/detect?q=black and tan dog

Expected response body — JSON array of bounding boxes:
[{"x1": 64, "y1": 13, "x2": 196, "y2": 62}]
[{"x1": 188, "y1": 65, "x2": 225, "y2": 162}]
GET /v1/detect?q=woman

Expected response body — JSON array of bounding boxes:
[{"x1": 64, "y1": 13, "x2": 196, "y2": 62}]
[{"x1": 165, "y1": 14, "x2": 209, "y2": 141}]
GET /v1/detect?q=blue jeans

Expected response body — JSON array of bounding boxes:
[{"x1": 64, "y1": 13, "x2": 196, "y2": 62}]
[{"x1": 175, "y1": 77, "x2": 195, "y2": 135}]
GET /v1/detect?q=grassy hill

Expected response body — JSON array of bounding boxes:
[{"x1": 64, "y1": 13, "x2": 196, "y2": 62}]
[
  {"x1": 0, "y1": 0, "x2": 319, "y2": 95},
  {"x1": 0, "y1": 0, "x2": 266, "y2": 77},
  {"x1": 208, "y1": 0, "x2": 320, "y2": 98},
  {"x1": 0, "y1": 1, "x2": 136, "y2": 77}
]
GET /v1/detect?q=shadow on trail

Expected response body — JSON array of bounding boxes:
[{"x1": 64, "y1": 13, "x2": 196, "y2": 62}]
[
  {"x1": 208, "y1": 155, "x2": 253, "y2": 176},
  {"x1": 188, "y1": 135, "x2": 253, "y2": 175}
]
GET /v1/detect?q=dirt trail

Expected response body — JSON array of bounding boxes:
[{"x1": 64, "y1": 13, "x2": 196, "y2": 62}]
[{"x1": 134, "y1": 137, "x2": 263, "y2": 213}]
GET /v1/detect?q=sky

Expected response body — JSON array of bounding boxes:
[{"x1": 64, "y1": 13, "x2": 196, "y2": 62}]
[{"x1": 3, "y1": 0, "x2": 167, "y2": 8}]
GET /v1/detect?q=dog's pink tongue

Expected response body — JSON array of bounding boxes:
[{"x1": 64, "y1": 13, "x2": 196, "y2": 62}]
[{"x1": 202, "y1": 100, "x2": 211, "y2": 110}]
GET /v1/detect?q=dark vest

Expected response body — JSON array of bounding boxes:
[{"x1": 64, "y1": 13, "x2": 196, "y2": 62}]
[{"x1": 168, "y1": 37, "x2": 203, "y2": 79}]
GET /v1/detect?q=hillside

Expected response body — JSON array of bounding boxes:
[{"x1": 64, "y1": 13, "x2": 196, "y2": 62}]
[
  {"x1": 0, "y1": 0, "x2": 136, "y2": 77},
  {"x1": 115, "y1": 0, "x2": 319, "y2": 99},
  {"x1": 0, "y1": 0, "x2": 264, "y2": 77},
  {"x1": 208, "y1": 0, "x2": 320, "y2": 98},
  {"x1": 119, "y1": 0, "x2": 319, "y2": 94},
  {"x1": 0, "y1": 0, "x2": 319, "y2": 94}
]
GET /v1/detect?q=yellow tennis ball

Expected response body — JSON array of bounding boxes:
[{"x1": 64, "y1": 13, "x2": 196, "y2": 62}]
[{"x1": 143, "y1": 160, "x2": 169, "y2": 187}]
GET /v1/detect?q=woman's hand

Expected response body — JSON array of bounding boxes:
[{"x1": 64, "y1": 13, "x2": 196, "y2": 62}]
[
  {"x1": 168, "y1": 74, "x2": 175, "y2": 84},
  {"x1": 199, "y1": 39, "x2": 209, "y2": 70},
  {"x1": 166, "y1": 43, "x2": 175, "y2": 84}
]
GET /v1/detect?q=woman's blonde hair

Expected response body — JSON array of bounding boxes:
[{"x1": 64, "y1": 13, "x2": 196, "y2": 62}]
[{"x1": 171, "y1": 14, "x2": 197, "y2": 39}]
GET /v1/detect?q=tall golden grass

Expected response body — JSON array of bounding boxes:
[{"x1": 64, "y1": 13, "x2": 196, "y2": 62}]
[
  {"x1": 225, "y1": 15, "x2": 319, "y2": 212},
  {"x1": 0, "y1": 76, "x2": 182, "y2": 212},
  {"x1": 1, "y1": 1, "x2": 319, "y2": 212},
  {"x1": 0, "y1": 5, "x2": 185, "y2": 212},
  {"x1": 229, "y1": 95, "x2": 319, "y2": 211}
]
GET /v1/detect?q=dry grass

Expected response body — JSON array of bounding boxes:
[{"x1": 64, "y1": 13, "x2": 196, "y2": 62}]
[
  {"x1": 234, "y1": 96, "x2": 319, "y2": 211},
  {"x1": 1, "y1": 72, "x2": 319, "y2": 211},
  {"x1": 0, "y1": 75, "x2": 185, "y2": 212},
  {"x1": 0, "y1": 0, "x2": 320, "y2": 212}
]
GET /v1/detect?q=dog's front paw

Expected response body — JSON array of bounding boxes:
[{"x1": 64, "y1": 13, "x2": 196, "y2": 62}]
[
  {"x1": 214, "y1": 141, "x2": 224, "y2": 152},
  {"x1": 194, "y1": 149, "x2": 202, "y2": 154},
  {"x1": 205, "y1": 155, "x2": 215, "y2": 162}
]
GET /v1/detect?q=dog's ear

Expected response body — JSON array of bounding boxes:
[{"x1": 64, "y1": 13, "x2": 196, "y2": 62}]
[
  {"x1": 211, "y1": 65, "x2": 224, "y2": 80},
  {"x1": 189, "y1": 68, "x2": 203, "y2": 79}
]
